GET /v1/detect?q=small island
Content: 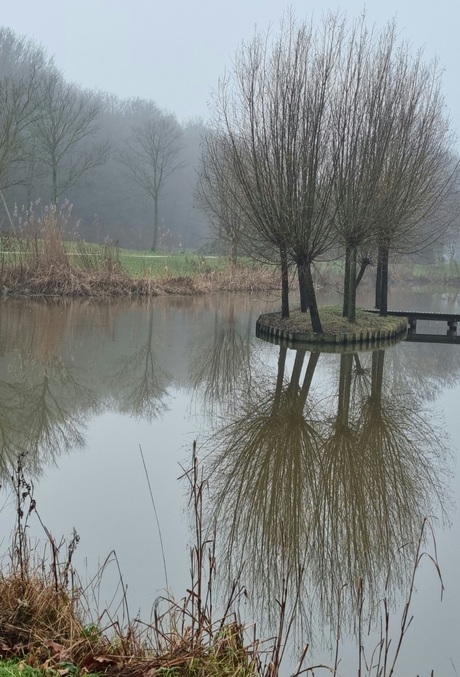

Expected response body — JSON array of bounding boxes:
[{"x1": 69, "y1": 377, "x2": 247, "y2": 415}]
[{"x1": 256, "y1": 306, "x2": 408, "y2": 348}]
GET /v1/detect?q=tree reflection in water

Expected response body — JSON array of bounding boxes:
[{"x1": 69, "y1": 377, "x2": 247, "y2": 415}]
[
  {"x1": 204, "y1": 343, "x2": 448, "y2": 648},
  {"x1": 189, "y1": 299, "x2": 254, "y2": 419},
  {"x1": 206, "y1": 346, "x2": 322, "y2": 631},
  {"x1": 314, "y1": 349, "x2": 447, "y2": 631},
  {"x1": 108, "y1": 306, "x2": 170, "y2": 421},
  {"x1": 0, "y1": 303, "x2": 100, "y2": 478},
  {"x1": 0, "y1": 301, "x2": 177, "y2": 480}
]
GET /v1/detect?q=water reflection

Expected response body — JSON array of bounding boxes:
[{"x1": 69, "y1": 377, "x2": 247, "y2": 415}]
[
  {"x1": 0, "y1": 295, "x2": 265, "y2": 478},
  {"x1": 189, "y1": 298, "x2": 254, "y2": 418},
  {"x1": 0, "y1": 299, "x2": 174, "y2": 477},
  {"x1": 315, "y1": 349, "x2": 447, "y2": 627},
  {"x1": 204, "y1": 342, "x2": 449, "y2": 644},
  {"x1": 206, "y1": 347, "x2": 322, "y2": 628},
  {"x1": 0, "y1": 301, "x2": 100, "y2": 476},
  {"x1": 0, "y1": 296, "x2": 457, "y2": 665},
  {"x1": 108, "y1": 306, "x2": 170, "y2": 421}
]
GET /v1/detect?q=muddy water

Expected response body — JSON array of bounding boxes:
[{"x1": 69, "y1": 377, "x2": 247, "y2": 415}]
[{"x1": 0, "y1": 289, "x2": 459, "y2": 675}]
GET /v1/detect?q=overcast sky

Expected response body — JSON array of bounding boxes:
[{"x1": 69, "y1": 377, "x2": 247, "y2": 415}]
[{"x1": 2, "y1": 0, "x2": 459, "y2": 144}]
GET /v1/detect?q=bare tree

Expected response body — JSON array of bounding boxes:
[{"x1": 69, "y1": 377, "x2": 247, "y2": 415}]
[
  {"x1": 370, "y1": 54, "x2": 456, "y2": 314},
  {"x1": 206, "y1": 15, "x2": 346, "y2": 329},
  {"x1": 32, "y1": 70, "x2": 108, "y2": 203},
  {"x1": 0, "y1": 28, "x2": 48, "y2": 193},
  {"x1": 121, "y1": 100, "x2": 183, "y2": 251},
  {"x1": 331, "y1": 19, "x2": 390, "y2": 322},
  {"x1": 206, "y1": 13, "x2": 456, "y2": 328},
  {"x1": 197, "y1": 132, "x2": 249, "y2": 262},
  {"x1": 326, "y1": 15, "x2": 456, "y2": 322}
]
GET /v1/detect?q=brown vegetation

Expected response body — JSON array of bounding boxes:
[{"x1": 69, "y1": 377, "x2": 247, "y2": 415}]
[
  {"x1": 0, "y1": 263, "x2": 280, "y2": 298},
  {"x1": 0, "y1": 202, "x2": 280, "y2": 298},
  {"x1": 0, "y1": 454, "x2": 261, "y2": 677}
]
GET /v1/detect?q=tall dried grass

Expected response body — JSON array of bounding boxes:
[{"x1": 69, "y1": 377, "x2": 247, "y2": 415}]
[
  {"x1": 0, "y1": 202, "x2": 281, "y2": 299},
  {"x1": 0, "y1": 456, "x2": 111, "y2": 668},
  {"x1": 0, "y1": 451, "x2": 260, "y2": 676}
]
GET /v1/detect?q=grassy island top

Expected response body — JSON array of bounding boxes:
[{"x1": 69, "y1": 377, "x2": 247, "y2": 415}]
[{"x1": 258, "y1": 306, "x2": 407, "y2": 337}]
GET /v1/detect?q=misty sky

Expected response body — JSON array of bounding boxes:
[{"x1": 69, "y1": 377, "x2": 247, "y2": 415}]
[{"x1": 2, "y1": 0, "x2": 460, "y2": 144}]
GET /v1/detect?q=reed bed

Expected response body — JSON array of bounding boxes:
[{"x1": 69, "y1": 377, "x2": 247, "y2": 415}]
[
  {"x1": 0, "y1": 203, "x2": 280, "y2": 298},
  {"x1": 0, "y1": 263, "x2": 280, "y2": 298}
]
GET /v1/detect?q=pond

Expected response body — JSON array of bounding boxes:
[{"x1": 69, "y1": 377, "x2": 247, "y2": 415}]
[{"x1": 0, "y1": 289, "x2": 459, "y2": 675}]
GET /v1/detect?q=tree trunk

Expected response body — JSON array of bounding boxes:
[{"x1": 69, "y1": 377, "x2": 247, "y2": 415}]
[
  {"x1": 375, "y1": 248, "x2": 383, "y2": 309},
  {"x1": 370, "y1": 349, "x2": 385, "y2": 405},
  {"x1": 379, "y1": 247, "x2": 389, "y2": 316},
  {"x1": 337, "y1": 352, "x2": 353, "y2": 426},
  {"x1": 288, "y1": 349, "x2": 306, "y2": 396},
  {"x1": 273, "y1": 345, "x2": 287, "y2": 411},
  {"x1": 52, "y1": 164, "x2": 58, "y2": 204},
  {"x1": 231, "y1": 237, "x2": 238, "y2": 265},
  {"x1": 304, "y1": 263, "x2": 323, "y2": 334},
  {"x1": 343, "y1": 244, "x2": 358, "y2": 321},
  {"x1": 299, "y1": 351, "x2": 320, "y2": 407},
  {"x1": 280, "y1": 243, "x2": 290, "y2": 318},
  {"x1": 151, "y1": 196, "x2": 159, "y2": 251},
  {"x1": 343, "y1": 244, "x2": 351, "y2": 317},
  {"x1": 355, "y1": 257, "x2": 370, "y2": 289},
  {"x1": 347, "y1": 245, "x2": 357, "y2": 322},
  {"x1": 297, "y1": 258, "x2": 310, "y2": 312}
]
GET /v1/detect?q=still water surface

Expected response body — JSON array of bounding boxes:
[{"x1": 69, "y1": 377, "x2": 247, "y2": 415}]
[{"x1": 0, "y1": 290, "x2": 459, "y2": 675}]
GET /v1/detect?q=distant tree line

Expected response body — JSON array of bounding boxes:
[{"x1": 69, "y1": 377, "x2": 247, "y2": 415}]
[
  {"x1": 198, "y1": 13, "x2": 460, "y2": 327},
  {"x1": 1, "y1": 18, "x2": 459, "y2": 318},
  {"x1": 0, "y1": 26, "x2": 212, "y2": 250}
]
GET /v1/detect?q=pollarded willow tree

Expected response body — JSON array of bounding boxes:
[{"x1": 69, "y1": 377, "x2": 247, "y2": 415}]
[
  {"x1": 331, "y1": 19, "x2": 398, "y2": 322},
  {"x1": 202, "y1": 12, "x2": 456, "y2": 331},
  {"x1": 331, "y1": 17, "x2": 456, "y2": 319},
  {"x1": 204, "y1": 14, "x2": 347, "y2": 331},
  {"x1": 370, "y1": 60, "x2": 457, "y2": 316}
]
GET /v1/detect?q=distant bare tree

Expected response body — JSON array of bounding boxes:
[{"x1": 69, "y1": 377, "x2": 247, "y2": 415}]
[
  {"x1": 197, "y1": 133, "x2": 249, "y2": 263},
  {"x1": 0, "y1": 28, "x2": 48, "y2": 192},
  {"x1": 32, "y1": 70, "x2": 108, "y2": 203},
  {"x1": 431, "y1": 166, "x2": 460, "y2": 262},
  {"x1": 121, "y1": 100, "x2": 183, "y2": 251}
]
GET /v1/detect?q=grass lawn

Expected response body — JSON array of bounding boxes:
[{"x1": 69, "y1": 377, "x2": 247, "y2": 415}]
[
  {"x1": 116, "y1": 251, "x2": 229, "y2": 277},
  {"x1": 409, "y1": 260, "x2": 460, "y2": 280},
  {"x1": 0, "y1": 238, "x2": 237, "y2": 279}
]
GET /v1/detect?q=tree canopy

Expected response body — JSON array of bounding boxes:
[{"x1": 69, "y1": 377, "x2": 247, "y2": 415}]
[{"x1": 201, "y1": 12, "x2": 457, "y2": 327}]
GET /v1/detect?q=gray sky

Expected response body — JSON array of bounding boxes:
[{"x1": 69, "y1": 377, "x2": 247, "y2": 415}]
[{"x1": 2, "y1": 0, "x2": 459, "y2": 144}]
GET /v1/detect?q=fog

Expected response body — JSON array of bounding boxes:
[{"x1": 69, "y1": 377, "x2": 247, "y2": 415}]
[
  {"x1": 2, "y1": 0, "x2": 460, "y2": 131},
  {"x1": 0, "y1": 0, "x2": 459, "y2": 251}
]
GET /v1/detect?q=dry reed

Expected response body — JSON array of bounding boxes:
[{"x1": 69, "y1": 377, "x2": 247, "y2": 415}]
[{"x1": 0, "y1": 202, "x2": 280, "y2": 299}]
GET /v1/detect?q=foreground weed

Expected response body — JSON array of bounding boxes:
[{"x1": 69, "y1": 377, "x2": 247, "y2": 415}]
[
  {"x1": 0, "y1": 661, "x2": 42, "y2": 677},
  {"x1": 0, "y1": 661, "x2": 102, "y2": 677}
]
